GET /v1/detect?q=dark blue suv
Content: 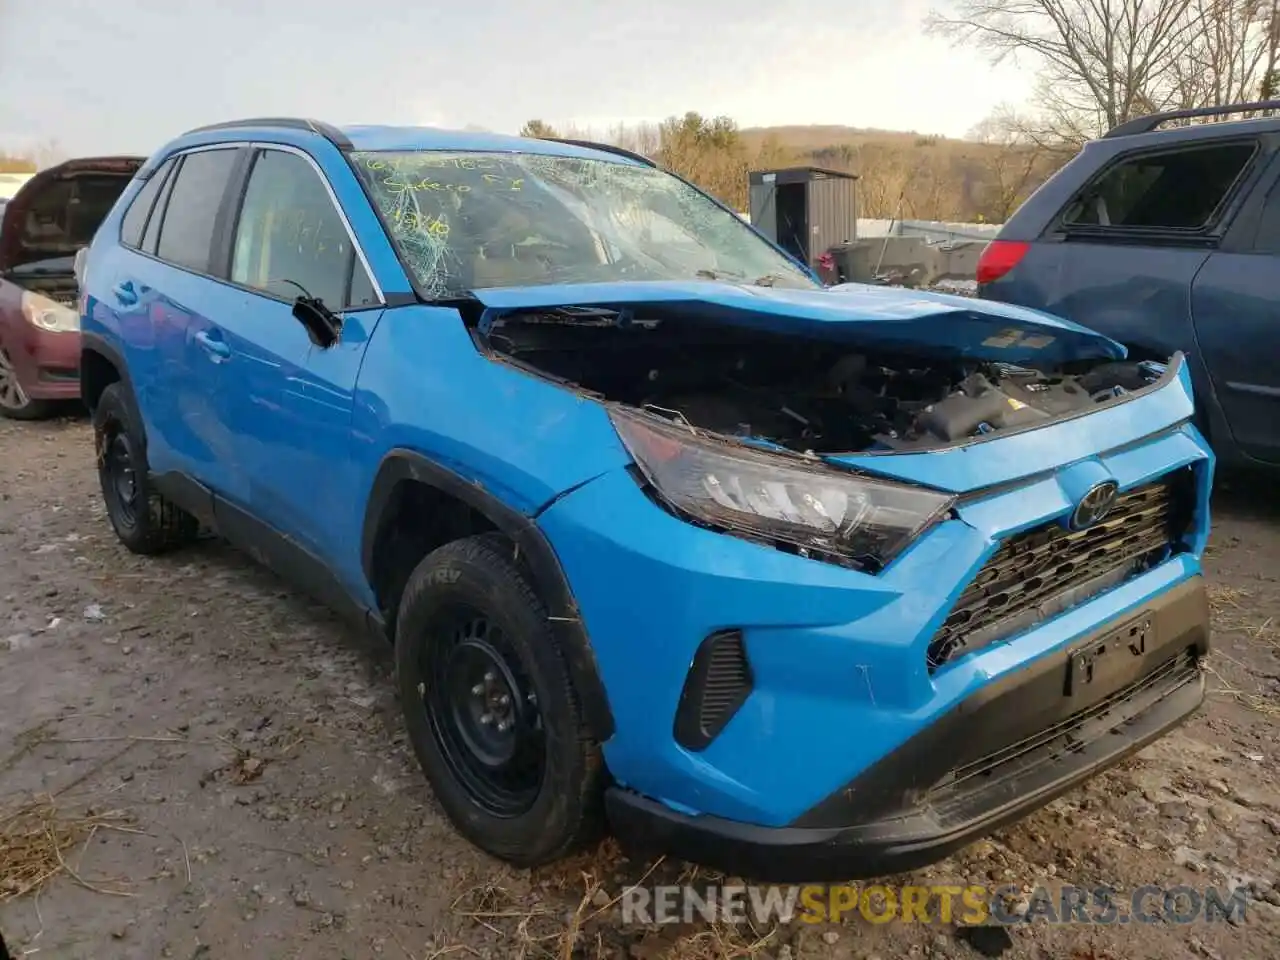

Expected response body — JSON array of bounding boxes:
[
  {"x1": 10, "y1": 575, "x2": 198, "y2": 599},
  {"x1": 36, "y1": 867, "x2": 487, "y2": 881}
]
[
  {"x1": 77, "y1": 117, "x2": 1213, "y2": 882},
  {"x1": 977, "y1": 100, "x2": 1280, "y2": 470}
]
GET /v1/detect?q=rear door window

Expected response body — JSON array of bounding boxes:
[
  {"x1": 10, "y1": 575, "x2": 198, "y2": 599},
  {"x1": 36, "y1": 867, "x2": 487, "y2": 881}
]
[
  {"x1": 154, "y1": 148, "x2": 239, "y2": 272},
  {"x1": 142, "y1": 161, "x2": 179, "y2": 255},
  {"x1": 120, "y1": 158, "x2": 176, "y2": 249},
  {"x1": 1061, "y1": 142, "x2": 1257, "y2": 233}
]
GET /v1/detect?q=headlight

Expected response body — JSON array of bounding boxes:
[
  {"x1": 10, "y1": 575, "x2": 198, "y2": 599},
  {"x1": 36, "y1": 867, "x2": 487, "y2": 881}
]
[
  {"x1": 610, "y1": 408, "x2": 955, "y2": 571},
  {"x1": 21, "y1": 291, "x2": 80, "y2": 333}
]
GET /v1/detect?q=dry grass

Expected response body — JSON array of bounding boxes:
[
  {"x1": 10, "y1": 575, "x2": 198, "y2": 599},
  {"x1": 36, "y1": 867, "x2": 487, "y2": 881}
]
[
  {"x1": 1204, "y1": 658, "x2": 1280, "y2": 719},
  {"x1": 653, "y1": 924, "x2": 778, "y2": 960},
  {"x1": 1208, "y1": 584, "x2": 1279, "y2": 645},
  {"x1": 1202, "y1": 582, "x2": 1280, "y2": 717},
  {"x1": 0, "y1": 796, "x2": 139, "y2": 903},
  {"x1": 441, "y1": 847, "x2": 780, "y2": 960},
  {"x1": 1208, "y1": 583, "x2": 1249, "y2": 621}
]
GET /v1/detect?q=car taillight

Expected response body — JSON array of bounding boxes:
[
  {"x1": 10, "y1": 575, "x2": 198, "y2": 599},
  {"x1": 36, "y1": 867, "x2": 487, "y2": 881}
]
[{"x1": 976, "y1": 240, "x2": 1030, "y2": 285}]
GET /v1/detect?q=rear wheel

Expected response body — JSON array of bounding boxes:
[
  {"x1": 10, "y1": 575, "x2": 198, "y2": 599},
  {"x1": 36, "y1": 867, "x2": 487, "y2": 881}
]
[
  {"x1": 395, "y1": 533, "x2": 605, "y2": 867},
  {"x1": 0, "y1": 346, "x2": 59, "y2": 421},
  {"x1": 93, "y1": 382, "x2": 200, "y2": 554}
]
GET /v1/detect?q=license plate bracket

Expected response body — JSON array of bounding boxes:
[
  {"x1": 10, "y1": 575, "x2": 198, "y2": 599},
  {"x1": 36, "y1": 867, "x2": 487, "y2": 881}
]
[{"x1": 1064, "y1": 611, "x2": 1154, "y2": 698}]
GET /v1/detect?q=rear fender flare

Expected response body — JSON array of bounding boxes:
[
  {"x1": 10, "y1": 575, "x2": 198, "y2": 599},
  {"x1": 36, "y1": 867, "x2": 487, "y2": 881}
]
[{"x1": 79, "y1": 332, "x2": 145, "y2": 443}]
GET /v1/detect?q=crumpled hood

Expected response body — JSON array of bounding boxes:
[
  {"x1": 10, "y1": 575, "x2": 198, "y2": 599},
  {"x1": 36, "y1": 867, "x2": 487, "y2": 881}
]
[{"x1": 467, "y1": 279, "x2": 1125, "y2": 366}]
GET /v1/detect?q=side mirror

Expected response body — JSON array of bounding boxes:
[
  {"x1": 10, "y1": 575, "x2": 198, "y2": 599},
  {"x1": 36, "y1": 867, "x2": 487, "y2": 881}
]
[{"x1": 292, "y1": 296, "x2": 342, "y2": 349}]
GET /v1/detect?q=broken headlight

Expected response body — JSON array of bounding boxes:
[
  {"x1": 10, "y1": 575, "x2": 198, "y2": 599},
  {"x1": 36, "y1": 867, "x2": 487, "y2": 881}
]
[{"x1": 610, "y1": 408, "x2": 955, "y2": 571}]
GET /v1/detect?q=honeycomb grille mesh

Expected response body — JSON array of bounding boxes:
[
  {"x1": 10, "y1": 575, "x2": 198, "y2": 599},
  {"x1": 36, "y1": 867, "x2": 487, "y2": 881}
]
[{"x1": 928, "y1": 469, "x2": 1195, "y2": 670}]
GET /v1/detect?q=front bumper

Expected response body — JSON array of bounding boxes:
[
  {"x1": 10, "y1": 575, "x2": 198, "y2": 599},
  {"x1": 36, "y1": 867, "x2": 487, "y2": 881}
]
[
  {"x1": 4, "y1": 318, "x2": 80, "y2": 400},
  {"x1": 537, "y1": 420, "x2": 1211, "y2": 827},
  {"x1": 607, "y1": 576, "x2": 1208, "y2": 882}
]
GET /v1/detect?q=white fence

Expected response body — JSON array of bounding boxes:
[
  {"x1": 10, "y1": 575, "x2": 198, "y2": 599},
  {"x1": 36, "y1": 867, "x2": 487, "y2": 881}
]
[
  {"x1": 0, "y1": 172, "x2": 34, "y2": 200},
  {"x1": 856, "y1": 218, "x2": 1002, "y2": 243}
]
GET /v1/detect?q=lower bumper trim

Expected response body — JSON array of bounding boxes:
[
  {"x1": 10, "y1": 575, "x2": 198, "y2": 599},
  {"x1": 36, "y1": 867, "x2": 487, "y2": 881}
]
[
  {"x1": 608, "y1": 577, "x2": 1209, "y2": 883},
  {"x1": 608, "y1": 664, "x2": 1202, "y2": 882}
]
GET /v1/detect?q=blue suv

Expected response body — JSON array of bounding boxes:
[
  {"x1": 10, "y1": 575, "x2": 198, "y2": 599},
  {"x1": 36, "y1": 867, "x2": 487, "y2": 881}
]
[{"x1": 79, "y1": 118, "x2": 1212, "y2": 882}]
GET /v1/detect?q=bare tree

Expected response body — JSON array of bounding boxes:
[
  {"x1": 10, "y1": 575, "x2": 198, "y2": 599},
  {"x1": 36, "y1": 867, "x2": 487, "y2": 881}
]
[
  {"x1": 1169, "y1": 0, "x2": 1280, "y2": 112},
  {"x1": 852, "y1": 143, "x2": 916, "y2": 219},
  {"x1": 1261, "y1": 0, "x2": 1280, "y2": 96},
  {"x1": 929, "y1": 0, "x2": 1280, "y2": 143},
  {"x1": 603, "y1": 121, "x2": 662, "y2": 158},
  {"x1": 968, "y1": 112, "x2": 1068, "y2": 219},
  {"x1": 926, "y1": 0, "x2": 1200, "y2": 142}
]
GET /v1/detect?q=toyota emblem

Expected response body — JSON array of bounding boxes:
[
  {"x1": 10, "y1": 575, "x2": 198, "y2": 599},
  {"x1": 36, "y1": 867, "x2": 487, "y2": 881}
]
[{"x1": 1070, "y1": 480, "x2": 1119, "y2": 530}]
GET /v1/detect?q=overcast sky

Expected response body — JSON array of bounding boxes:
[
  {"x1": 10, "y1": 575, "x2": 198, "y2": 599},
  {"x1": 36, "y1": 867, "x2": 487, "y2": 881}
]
[{"x1": 1, "y1": 0, "x2": 1031, "y2": 158}]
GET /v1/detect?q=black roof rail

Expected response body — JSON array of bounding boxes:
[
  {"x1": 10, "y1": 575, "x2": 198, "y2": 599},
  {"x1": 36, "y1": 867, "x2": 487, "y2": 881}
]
[
  {"x1": 1104, "y1": 100, "x2": 1280, "y2": 138},
  {"x1": 540, "y1": 137, "x2": 656, "y2": 167},
  {"x1": 183, "y1": 116, "x2": 353, "y2": 150}
]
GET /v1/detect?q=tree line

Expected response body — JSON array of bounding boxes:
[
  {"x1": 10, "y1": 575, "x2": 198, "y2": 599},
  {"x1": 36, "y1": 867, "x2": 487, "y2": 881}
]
[
  {"x1": 520, "y1": 0, "x2": 1277, "y2": 224},
  {"x1": 518, "y1": 113, "x2": 1069, "y2": 224},
  {"x1": 0, "y1": 155, "x2": 36, "y2": 174}
]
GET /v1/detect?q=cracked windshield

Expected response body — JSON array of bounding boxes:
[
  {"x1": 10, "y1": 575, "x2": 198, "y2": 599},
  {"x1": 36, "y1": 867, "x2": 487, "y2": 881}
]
[{"x1": 351, "y1": 150, "x2": 817, "y2": 297}]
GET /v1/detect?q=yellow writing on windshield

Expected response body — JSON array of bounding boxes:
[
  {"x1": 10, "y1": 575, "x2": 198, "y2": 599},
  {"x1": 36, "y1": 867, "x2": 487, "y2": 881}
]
[
  {"x1": 390, "y1": 208, "x2": 450, "y2": 237},
  {"x1": 381, "y1": 174, "x2": 523, "y2": 193},
  {"x1": 383, "y1": 177, "x2": 473, "y2": 194},
  {"x1": 480, "y1": 174, "x2": 523, "y2": 191}
]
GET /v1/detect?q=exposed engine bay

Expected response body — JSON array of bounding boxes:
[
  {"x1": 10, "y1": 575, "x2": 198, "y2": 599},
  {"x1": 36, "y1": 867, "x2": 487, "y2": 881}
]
[
  {"x1": 20, "y1": 273, "x2": 78, "y2": 308},
  {"x1": 479, "y1": 307, "x2": 1166, "y2": 454}
]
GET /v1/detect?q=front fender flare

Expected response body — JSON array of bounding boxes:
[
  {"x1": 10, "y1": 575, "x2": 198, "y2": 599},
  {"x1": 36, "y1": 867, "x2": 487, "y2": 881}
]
[{"x1": 360, "y1": 450, "x2": 615, "y2": 741}]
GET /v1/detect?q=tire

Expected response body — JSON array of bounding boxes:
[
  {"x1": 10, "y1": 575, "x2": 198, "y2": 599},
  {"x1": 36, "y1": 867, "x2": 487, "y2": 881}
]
[
  {"x1": 0, "y1": 346, "x2": 60, "y2": 421},
  {"x1": 395, "y1": 532, "x2": 605, "y2": 867},
  {"x1": 92, "y1": 382, "x2": 200, "y2": 554}
]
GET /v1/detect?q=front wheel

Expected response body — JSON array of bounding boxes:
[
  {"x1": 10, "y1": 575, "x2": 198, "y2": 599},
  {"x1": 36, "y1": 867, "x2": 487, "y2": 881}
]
[{"x1": 395, "y1": 533, "x2": 605, "y2": 867}]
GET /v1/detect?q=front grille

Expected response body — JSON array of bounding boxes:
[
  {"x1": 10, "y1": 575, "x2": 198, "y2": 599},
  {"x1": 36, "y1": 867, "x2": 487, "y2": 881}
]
[
  {"x1": 673, "y1": 630, "x2": 753, "y2": 751},
  {"x1": 925, "y1": 649, "x2": 1200, "y2": 815},
  {"x1": 928, "y1": 468, "x2": 1196, "y2": 670}
]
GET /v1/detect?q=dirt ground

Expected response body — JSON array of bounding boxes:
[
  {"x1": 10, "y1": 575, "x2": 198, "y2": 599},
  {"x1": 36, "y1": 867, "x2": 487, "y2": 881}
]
[{"x1": 0, "y1": 413, "x2": 1277, "y2": 960}]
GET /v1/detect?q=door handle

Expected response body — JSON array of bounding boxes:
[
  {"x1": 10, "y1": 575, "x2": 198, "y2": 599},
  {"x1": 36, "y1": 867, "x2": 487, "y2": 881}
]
[
  {"x1": 112, "y1": 281, "x2": 138, "y2": 306},
  {"x1": 194, "y1": 330, "x2": 231, "y2": 360}
]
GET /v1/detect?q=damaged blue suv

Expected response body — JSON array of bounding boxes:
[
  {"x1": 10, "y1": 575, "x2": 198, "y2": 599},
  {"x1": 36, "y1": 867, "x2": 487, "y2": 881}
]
[{"x1": 77, "y1": 118, "x2": 1212, "y2": 882}]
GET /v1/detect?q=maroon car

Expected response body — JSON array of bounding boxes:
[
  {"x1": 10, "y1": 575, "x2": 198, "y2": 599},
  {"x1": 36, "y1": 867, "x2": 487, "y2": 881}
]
[{"x1": 0, "y1": 156, "x2": 143, "y2": 420}]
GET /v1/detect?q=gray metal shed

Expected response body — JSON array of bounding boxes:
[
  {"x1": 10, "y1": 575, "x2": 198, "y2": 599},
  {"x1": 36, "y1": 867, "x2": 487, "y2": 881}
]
[{"x1": 748, "y1": 166, "x2": 859, "y2": 267}]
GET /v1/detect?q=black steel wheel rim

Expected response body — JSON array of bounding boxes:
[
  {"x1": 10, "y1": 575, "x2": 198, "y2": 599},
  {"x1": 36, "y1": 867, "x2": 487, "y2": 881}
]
[
  {"x1": 103, "y1": 428, "x2": 140, "y2": 527},
  {"x1": 420, "y1": 609, "x2": 545, "y2": 817}
]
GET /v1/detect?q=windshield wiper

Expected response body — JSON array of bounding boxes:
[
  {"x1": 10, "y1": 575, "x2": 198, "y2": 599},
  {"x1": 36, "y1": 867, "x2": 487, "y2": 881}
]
[
  {"x1": 694, "y1": 268, "x2": 747, "y2": 282},
  {"x1": 695, "y1": 268, "x2": 788, "y2": 287}
]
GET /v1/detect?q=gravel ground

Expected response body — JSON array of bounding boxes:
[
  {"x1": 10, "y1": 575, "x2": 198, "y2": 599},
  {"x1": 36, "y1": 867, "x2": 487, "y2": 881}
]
[{"x1": 0, "y1": 413, "x2": 1277, "y2": 960}]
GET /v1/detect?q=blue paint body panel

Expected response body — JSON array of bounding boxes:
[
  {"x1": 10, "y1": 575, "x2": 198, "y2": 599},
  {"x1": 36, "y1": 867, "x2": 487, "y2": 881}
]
[
  {"x1": 78, "y1": 120, "x2": 1215, "y2": 836},
  {"x1": 471, "y1": 280, "x2": 1126, "y2": 366}
]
